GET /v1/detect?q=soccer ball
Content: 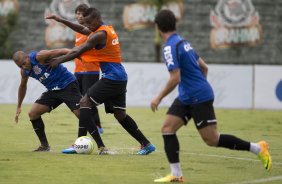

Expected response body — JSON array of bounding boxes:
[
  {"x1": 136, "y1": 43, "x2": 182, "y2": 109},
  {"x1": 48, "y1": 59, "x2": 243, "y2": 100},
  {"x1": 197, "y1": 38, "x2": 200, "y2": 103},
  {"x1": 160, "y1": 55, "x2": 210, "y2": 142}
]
[{"x1": 74, "y1": 136, "x2": 94, "y2": 154}]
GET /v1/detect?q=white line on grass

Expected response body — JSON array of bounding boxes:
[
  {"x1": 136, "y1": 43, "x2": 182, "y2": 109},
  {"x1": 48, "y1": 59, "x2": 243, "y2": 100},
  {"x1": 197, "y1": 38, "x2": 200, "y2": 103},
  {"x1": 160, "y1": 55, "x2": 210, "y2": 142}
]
[
  {"x1": 227, "y1": 175, "x2": 282, "y2": 184},
  {"x1": 183, "y1": 152, "x2": 260, "y2": 163},
  {"x1": 27, "y1": 145, "x2": 282, "y2": 184},
  {"x1": 182, "y1": 152, "x2": 282, "y2": 166},
  {"x1": 107, "y1": 147, "x2": 282, "y2": 166},
  {"x1": 19, "y1": 144, "x2": 282, "y2": 166},
  {"x1": 17, "y1": 145, "x2": 282, "y2": 184}
]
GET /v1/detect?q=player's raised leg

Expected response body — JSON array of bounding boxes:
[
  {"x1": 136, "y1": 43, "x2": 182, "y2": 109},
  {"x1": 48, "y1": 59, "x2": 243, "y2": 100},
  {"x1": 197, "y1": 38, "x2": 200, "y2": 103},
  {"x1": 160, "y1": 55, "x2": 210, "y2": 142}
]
[
  {"x1": 198, "y1": 124, "x2": 272, "y2": 172},
  {"x1": 114, "y1": 109, "x2": 155, "y2": 155}
]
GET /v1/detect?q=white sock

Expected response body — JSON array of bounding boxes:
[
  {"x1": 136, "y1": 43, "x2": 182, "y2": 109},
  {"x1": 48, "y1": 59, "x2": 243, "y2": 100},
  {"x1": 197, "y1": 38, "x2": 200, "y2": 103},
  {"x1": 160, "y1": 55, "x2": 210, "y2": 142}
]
[
  {"x1": 250, "y1": 142, "x2": 261, "y2": 155},
  {"x1": 170, "y1": 163, "x2": 183, "y2": 177}
]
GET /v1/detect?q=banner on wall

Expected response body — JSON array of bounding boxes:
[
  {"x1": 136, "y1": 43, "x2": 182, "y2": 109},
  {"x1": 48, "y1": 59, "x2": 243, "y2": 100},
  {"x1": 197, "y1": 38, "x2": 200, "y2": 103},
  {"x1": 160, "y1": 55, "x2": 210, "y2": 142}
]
[
  {"x1": 2, "y1": 61, "x2": 282, "y2": 109},
  {"x1": 208, "y1": 65, "x2": 253, "y2": 108},
  {"x1": 0, "y1": 61, "x2": 259, "y2": 109},
  {"x1": 44, "y1": 0, "x2": 90, "y2": 49},
  {"x1": 210, "y1": 0, "x2": 263, "y2": 49},
  {"x1": 125, "y1": 64, "x2": 253, "y2": 108},
  {"x1": 254, "y1": 66, "x2": 282, "y2": 109},
  {"x1": 123, "y1": 1, "x2": 184, "y2": 31}
]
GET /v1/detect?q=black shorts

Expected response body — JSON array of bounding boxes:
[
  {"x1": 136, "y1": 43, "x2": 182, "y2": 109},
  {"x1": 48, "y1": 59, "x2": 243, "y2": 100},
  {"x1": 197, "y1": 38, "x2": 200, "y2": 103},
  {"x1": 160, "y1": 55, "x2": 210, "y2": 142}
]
[
  {"x1": 86, "y1": 78, "x2": 127, "y2": 114},
  {"x1": 35, "y1": 81, "x2": 82, "y2": 112},
  {"x1": 167, "y1": 98, "x2": 217, "y2": 129},
  {"x1": 75, "y1": 73, "x2": 100, "y2": 95}
]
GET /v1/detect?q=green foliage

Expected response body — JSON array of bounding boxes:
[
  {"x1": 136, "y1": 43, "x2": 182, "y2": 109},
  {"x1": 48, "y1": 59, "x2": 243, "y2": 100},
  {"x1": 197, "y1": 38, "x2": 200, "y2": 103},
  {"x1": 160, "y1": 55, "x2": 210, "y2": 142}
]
[
  {"x1": 0, "y1": 105, "x2": 282, "y2": 184},
  {"x1": 0, "y1": 12, "x2": 18, "y2": 59},
  {"x1": 137, "y1": 0, "x2": 182, "y2": 62}
]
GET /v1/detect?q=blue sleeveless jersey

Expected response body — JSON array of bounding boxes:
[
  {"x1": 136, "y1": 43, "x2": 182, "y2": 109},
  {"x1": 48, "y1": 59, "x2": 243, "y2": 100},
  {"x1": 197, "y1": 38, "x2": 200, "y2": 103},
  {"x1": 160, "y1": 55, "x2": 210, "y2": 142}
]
[
  {"x1": 24, "y1": 51, "x2": 76, "y2": 91},
  {"x1": 100, "y1": 62, "x2": 128, "y2": 81},
  {"x1": 163, "y1": 33, "x2": 214, "y2": 104}
]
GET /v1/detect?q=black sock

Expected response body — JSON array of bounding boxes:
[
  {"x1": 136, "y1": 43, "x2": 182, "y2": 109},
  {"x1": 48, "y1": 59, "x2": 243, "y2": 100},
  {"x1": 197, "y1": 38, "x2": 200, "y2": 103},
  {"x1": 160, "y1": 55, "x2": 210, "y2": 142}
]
[
  {"x1": 118, "y1": 115, "x2": 150, "y2": 146},
  {"x1": 78, "y1": 108, "x2": 100, "y2": 137},
  {"x1": 218, "y1": 134, "x2": 250, "y2": 151},
  {"x1": 80, "y1": 107, "x2": 105, "y2": 148},
  {"x1": 78, "y1": 122, "x2": 87, "y2": 137},
  {"x1": 30, "y1": 117, "x2": 49, "y2": 146},
  {"x1": 91, "y1": 106, "x2": 101, "y2": 128},
  {"x1": 163, "y1": 134, "x2": 180, "y2": 163},
  {"x1": 78, "y1": 109, "x2": 98, "y2": 137}
]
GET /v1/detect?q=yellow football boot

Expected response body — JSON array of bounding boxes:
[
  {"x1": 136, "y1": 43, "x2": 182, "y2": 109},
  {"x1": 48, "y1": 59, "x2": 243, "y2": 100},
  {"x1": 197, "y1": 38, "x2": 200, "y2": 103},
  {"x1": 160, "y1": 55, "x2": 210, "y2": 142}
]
[
  {"x1": 258, "y1": 141, "x2": 272, "y2": 172},
  {"x1": 154, "y1": 175, "x2": 184, "y2": 182}
]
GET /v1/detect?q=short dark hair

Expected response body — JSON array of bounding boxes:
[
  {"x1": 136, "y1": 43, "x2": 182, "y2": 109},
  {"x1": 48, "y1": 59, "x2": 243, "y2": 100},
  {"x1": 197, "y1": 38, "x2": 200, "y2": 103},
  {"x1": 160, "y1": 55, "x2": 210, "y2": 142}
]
[
  {"x1": 83, "y1": 7, "x2": 101, "y2": 20},
  {"x1": 75, "y1": 4, "x2": 89, "y2": 14},
  {"x1": 155, "y1": 9, "x2": 176, "y2": 33}
]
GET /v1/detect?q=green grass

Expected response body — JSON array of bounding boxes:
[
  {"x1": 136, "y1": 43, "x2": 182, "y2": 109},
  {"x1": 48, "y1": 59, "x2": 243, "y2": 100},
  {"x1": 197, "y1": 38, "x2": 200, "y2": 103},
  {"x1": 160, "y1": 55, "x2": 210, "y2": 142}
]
[{"x1": 0, "y1": 104, "x2": 282, "y2": 184}]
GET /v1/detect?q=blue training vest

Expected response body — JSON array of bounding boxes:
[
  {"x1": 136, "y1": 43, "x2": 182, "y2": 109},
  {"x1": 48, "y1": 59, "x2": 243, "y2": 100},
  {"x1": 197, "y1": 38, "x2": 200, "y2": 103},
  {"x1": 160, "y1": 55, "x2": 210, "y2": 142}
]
[
  {"x1": 24, "y1": 51, "x2": 76, "y2": 91},
  {"x1": 100, "y1": 62, "x2": 128, "y2": 81},
  {"x1": 163, "y1": 33, "x2": 214, "y2": 105}
]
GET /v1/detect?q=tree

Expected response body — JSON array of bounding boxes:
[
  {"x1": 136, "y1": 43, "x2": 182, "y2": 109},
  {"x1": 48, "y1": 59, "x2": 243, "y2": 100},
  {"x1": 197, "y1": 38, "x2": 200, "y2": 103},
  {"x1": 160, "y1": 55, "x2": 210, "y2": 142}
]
[
  {"x1": 138, "y1": 0, "x2": 180, "y2": 63},
  {"x1": 0, "y1": 12, "x2": 18, "y2": 59}
]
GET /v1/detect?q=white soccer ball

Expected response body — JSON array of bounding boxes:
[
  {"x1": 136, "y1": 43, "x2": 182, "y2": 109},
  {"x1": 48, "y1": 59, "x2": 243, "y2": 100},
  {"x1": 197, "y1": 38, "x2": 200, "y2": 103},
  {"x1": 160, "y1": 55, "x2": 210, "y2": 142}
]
[{"x1": 74, "y1": 136, "x2": 94, "y2": 154}]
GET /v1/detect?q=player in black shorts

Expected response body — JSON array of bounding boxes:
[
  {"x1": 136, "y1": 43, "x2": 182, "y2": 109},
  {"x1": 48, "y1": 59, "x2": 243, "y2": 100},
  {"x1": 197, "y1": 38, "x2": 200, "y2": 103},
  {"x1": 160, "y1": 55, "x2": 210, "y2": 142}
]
[
  {"x1": 75, "y1": 73, "x2": 103, "y2": 133},
  {"x1": 13, "y1": 49, "x2": 106, "y2": 152},
  {"x1": 151, "y1": 10, "x2": 272, "y2": 182},
  {"x1": 166, "y1": 99, "x2": 215, "y2": 127},
  {"x1": 87, "y1": 78, "x2": 127, "y2": 113},
  {"x1": 46, "y1": 4, "x2": 104, "y2": 154},
  {"x1": 47, "y1": 7, "x2": 155, "y2": 155}
]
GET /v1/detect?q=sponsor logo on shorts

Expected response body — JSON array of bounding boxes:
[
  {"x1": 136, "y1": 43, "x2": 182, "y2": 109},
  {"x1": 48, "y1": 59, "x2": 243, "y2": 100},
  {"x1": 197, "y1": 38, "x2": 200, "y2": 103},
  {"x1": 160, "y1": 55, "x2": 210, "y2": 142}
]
[{"x1": 196, "y1": 120, "x2": 204, "y2": 127}]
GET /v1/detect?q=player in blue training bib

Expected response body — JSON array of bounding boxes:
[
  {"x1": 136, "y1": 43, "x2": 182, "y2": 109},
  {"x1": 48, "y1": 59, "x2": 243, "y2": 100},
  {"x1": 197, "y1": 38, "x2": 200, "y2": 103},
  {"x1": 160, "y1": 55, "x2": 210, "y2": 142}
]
[
  {"x1": 151, "y1": 10, "x2": 272, "y2": 182},
  {"x1": 13, "y1": 49, "x2": 107, "y2": 152},
  {"x1": 27, "y1": 51, "x2": 76, "y2": 91},
  {"x1": 163, "y1": 33, "x2": 214, "y2": 104}
]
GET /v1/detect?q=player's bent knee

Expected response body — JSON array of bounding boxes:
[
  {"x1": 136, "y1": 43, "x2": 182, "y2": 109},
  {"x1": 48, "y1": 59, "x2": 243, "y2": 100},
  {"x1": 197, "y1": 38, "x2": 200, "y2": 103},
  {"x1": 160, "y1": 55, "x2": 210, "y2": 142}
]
[
  {"x1": 28, "y1": 110, "x2": 41, "y2": 120},
  {"x1": 114, "y1": 110, "x2": 126, "y2": 121},
  {"x1": 79, "y1": 96, "x2": 92, "y2": 107},
  {"x1": 202, "y1": 136, "x2": 218, "y2": 147},
  {"x1": 73, "y1": 109, "x2": 80, "y2": 118},
  {"x1": 161, "y1": 124, "x2": 176, "y2": 134}
]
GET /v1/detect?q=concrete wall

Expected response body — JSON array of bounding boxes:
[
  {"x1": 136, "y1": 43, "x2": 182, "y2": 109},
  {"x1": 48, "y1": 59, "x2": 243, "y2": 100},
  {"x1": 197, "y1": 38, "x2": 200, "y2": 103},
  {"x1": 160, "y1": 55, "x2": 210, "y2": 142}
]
[{"x1": 4, "y1": 0, "x2": 282, "y2": 64}]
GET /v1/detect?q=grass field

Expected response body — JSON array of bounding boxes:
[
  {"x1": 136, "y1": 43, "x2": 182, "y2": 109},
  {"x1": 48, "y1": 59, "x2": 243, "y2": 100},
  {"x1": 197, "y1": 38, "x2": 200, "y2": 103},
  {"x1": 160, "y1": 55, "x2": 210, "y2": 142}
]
[{"x1": 0, "y1": 104, "x2": 282, "y2": 184}]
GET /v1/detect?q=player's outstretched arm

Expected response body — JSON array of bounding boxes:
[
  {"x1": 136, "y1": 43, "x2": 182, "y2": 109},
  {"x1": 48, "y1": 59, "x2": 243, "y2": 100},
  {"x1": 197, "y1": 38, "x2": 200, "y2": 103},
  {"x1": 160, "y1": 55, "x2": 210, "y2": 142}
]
[
  {"x1": 198, "y1": 57, "x2": 208, "y2": 78},
  {"x1": 150, "y1": 69, "x2": 180, "y2": 112},
  {"x1": 15, "y1": 70, "x2": 28, "y2": 123},
  {"x1": 46, "y1": 31, "x2": 106, "y2": 68},
  {"x1": 45, "y1": 14, "x2": 91, "y2": 35},
  {"x1": 36, "y1": 48, "x2": 71, "y2": 64}
]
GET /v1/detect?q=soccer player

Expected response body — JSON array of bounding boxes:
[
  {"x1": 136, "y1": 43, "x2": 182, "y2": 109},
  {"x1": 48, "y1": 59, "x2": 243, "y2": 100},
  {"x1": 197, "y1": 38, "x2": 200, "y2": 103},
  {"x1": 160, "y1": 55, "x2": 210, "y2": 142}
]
[
  {"x1": 13, "y1": 49, "x2": 107, "y2": 153},
  {"x1": 151, "y1": 10, "x2": 272, "y2": 182},
  {"x1": 46, "y1": 4, "x2": 104, "y2": 154},
  {"x1": 46, "y1": 7, "x2": 155, "y2": 155}
]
